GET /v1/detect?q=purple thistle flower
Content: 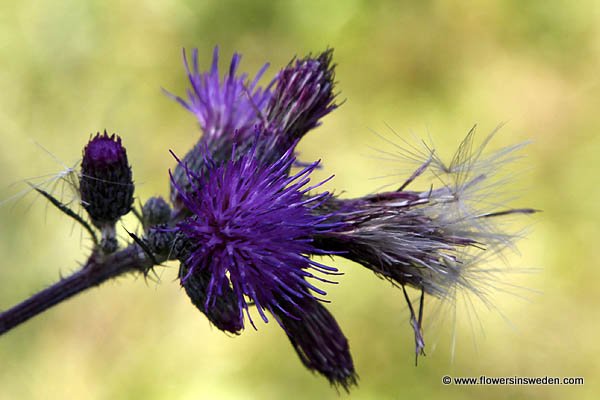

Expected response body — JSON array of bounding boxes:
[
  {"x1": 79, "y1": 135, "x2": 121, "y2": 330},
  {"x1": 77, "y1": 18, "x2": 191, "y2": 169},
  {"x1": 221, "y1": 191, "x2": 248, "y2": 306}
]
[
  {"x1": 80, "y1": 131, "x2": 134, "y2": 229},
  {"x1": 313, "y1": 127, "x2": 537, "y2": 358},
  {"x1": 167, "y1": 47, "x2": 272, "y2": 213},
  {"x1": 171, "y1": 144, "x2": 339, "y2": 327},
  {"x1": 168, "y1": 46, "x2": 273, "y2": 141},
  {"x1": 168, "y1": 48, "x2": 338, "y2": 213},
  {"x1": 171, "y1": 144, "x2": 357, "y2": 387}
]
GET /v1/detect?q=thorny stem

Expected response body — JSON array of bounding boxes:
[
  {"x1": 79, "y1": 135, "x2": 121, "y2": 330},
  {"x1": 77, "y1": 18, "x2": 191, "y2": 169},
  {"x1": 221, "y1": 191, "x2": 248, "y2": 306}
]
[{"x1": 0, "y1": 245, "x2": 159, "y2": 335}]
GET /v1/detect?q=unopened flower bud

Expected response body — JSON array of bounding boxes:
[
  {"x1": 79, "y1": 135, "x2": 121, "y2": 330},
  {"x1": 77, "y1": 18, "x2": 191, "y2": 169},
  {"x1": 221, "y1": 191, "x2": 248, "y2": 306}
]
[
  {"x1": 265, "y1": 49, "x2": 337, "y2": 150},
  {"x1": 273, "y1": 294, "x2": 357, "y2": 391},
  {"x1": 180, "y1": 261, "x2": 244, "y2": 334},
  {"x1": 80, "y1": 131, "x2": 134, "y2": 229},
  {"x1": 142, "y1": 196, "x2": 171, "y2": 228}
]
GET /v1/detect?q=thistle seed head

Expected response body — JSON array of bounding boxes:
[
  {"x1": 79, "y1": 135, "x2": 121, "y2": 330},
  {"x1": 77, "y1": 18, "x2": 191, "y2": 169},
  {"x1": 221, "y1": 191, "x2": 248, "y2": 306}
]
[{"x1": 316, "y1": 127, "x2": 534, "y2": 301}]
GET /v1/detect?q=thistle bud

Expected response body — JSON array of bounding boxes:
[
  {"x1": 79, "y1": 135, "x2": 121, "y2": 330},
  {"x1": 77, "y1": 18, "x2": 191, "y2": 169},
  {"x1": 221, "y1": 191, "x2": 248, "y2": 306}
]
[
  {"x1": 142, "y1": 196, "x2": 171, "y2": 228},
  {"x1": 273, "y1": 294, "x2": 357, "y2": 391},
  {"x1": 80, "y1": 131, "x2": 134, "y2": 229},
  {"x1": 180, "y1": 261, "x2": 244, "y2": 334},
  {"x1": 265, "y1": 49, "x2": 337, "y2": 149}
]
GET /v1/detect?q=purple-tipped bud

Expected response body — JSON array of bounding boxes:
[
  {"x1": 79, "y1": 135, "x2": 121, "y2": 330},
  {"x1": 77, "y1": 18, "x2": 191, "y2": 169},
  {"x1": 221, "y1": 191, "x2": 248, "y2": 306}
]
[
  {"x1": 171, "y1": 144, "x2": 340, "y2": 328},
  {"x1": 265, "y1": 49, "x2": 337, "y2": 150},
  {"x1": 274, "y1": 294, "x2": 357, "y2": 391},
  {"x1": 80, "y1": 131, "x2": 134, "y2": 228}
]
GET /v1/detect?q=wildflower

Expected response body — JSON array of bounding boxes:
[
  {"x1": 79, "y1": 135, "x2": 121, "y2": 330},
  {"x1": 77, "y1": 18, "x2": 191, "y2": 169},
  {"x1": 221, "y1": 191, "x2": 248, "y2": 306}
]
[
  {"x1": 165, "y1": 46, "x2": 535, "y2": 380},
  {"x1": 0, "y1": 45, "x2": 538, "y2": 392},
  {"x1": 80, "y1": 131, "x2": 134, "y2": 228},
  {"x1": 313, "y1": 127, "x2": 536, "y2": 358},
  {"x1": 170, "y1": 144, "x2": 356, "y2": 387},
  {"x1": 171, "y1": 144, "x2": 338, "y2": 325},
  {"x1": 169, "y1": 46, "x2": 273, "y2": 141},
  {"x1": 168, "y1": 48, "x2": 337, "y2": 213},
  {"x1": 167, "y1": 47, "x2": 274, "y2": 212}
]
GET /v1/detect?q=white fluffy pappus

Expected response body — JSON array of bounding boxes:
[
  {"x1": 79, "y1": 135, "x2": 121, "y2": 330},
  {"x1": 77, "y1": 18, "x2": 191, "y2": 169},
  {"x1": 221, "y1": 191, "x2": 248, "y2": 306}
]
[{"x1": 320, "y1": 125, "x2": 538, "y2": 360}]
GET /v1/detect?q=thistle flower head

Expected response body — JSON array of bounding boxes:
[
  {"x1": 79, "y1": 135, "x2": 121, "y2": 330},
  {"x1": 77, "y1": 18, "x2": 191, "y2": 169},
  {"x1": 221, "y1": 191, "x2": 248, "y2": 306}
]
[
  {"x1": 80, "y1": 131, "x2": 134, "y2": 228},
  {"x1": 171, "y1": 144, "x2": 339, "y2": 327},
  {"x1": 169, "y1": 49, "x2": 338, "y2": 211},
  {"x1": 168, "y1": 46, "x2": 273, "y2": 141}
]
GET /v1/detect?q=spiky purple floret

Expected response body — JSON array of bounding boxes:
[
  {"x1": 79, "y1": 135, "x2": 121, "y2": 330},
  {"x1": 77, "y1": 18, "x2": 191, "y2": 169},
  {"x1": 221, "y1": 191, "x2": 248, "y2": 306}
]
[
  {"x1": 83, "y1": 132, "x2": 127, "y2": 166},
  {"x1": 168, "y1": 46, "x2": 274, "y2": 141},
  {"x1": 171, "y1": 145, "x2": 340, "y2": 327},
  {"x1": 169, "y1": 49, "x2": 339, "y2": 212}
]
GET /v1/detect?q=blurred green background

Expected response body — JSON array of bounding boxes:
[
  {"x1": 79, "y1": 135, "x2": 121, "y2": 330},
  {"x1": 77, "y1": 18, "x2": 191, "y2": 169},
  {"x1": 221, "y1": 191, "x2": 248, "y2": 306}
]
[{"x1": 0, "y1": 0, "x2": 598, "y2": 399}]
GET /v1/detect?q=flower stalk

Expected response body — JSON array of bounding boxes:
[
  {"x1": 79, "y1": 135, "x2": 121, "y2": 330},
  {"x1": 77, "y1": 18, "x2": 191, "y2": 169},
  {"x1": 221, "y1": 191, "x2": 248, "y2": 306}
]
[{"x1": 0, "y1": 244, "x2": 156, "y2": 335}]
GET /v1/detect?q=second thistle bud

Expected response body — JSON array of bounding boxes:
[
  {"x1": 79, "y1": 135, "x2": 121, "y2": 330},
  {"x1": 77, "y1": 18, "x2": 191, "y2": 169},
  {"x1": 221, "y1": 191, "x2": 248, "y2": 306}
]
[
  {"x1": 142, "y1": 196, "x2": 171, "y2": 229},
  {"x1": 80, "y1": 131, "x2": 134, "y2": 232}
]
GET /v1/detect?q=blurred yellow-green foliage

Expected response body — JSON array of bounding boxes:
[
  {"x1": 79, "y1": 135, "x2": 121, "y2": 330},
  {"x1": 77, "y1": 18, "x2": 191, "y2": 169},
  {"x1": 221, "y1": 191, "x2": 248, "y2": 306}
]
[{"x1": 1, "y1": 0, "x2": 598, "y2": 399}]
